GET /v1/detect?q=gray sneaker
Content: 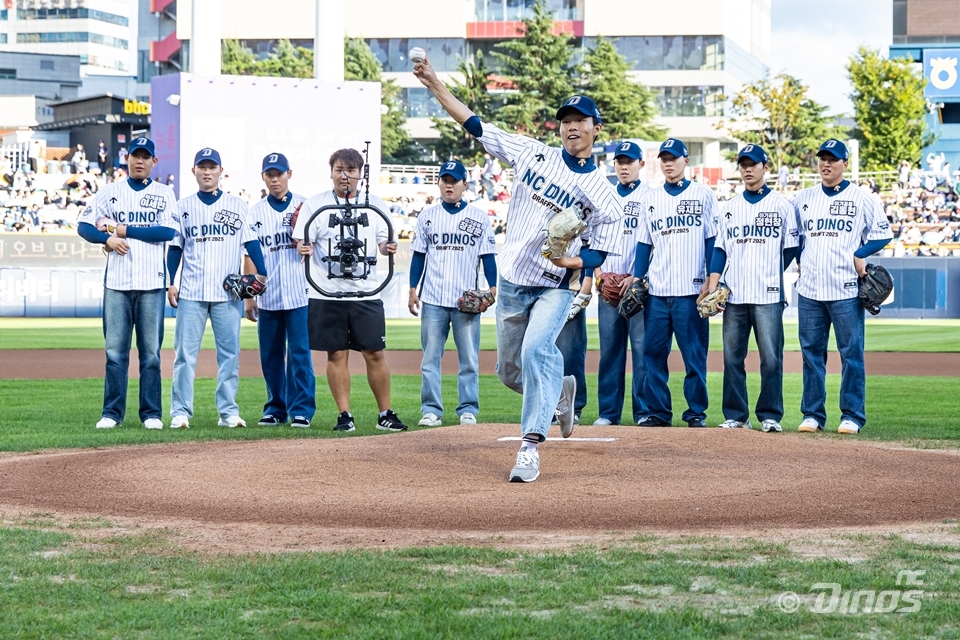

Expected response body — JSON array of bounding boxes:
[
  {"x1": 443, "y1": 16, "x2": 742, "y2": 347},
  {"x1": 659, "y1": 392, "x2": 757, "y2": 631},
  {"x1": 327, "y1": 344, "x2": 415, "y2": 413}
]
[
  {"x1": 509, "y1": 446, "x2": 540, "y2": 483},
  {"x1": 719, "y1": 419, "x2": 752, "y2": 429},
  {"x1": 761, "y1": 419, "x2": 783, "y2": 433},
  {"x1": 555, "y1": 375, "x2": 576, "y2": 438}
]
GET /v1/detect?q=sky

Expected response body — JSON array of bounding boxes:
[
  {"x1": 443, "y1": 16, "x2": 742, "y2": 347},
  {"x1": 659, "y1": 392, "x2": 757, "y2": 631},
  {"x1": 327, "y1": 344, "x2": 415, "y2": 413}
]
[{"x1": 770, "y1": 0, "x2": 894, "y2": 116}]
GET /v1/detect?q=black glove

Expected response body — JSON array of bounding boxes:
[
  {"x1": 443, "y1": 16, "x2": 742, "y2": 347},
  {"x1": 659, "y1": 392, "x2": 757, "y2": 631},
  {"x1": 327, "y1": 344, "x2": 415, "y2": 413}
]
[{"x1": 858, "y1": 264, "x2": 893, "y2": 315}]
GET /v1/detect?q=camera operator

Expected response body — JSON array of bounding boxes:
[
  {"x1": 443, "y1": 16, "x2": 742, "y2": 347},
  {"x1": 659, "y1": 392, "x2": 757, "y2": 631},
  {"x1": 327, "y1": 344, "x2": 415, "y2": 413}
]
[{"x1": 292, "y1": 148, "x2": 408, "y2": 433}]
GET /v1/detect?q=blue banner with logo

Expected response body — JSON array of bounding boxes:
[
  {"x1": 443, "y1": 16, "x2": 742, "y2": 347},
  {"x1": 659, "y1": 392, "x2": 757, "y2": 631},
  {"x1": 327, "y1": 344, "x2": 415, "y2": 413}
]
[{"x1": 924, "y1": 48, "x2": 960, "y2": 99}]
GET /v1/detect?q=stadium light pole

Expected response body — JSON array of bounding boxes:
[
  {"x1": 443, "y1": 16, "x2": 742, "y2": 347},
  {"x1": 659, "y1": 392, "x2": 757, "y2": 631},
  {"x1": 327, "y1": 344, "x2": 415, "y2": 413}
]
[{"x1": 315, "y1": 0, "x2": 345, "y2": 82}]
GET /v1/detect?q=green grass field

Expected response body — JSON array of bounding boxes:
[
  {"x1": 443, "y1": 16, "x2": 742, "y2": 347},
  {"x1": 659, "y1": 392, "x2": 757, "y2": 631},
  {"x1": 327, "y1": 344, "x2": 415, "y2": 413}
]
[
  {"x1": 1, "y1": 317, "x2": 958, "y2": 637},
  {"x1": 2, "y1": 317, "x2": 959, "y2": 351}
]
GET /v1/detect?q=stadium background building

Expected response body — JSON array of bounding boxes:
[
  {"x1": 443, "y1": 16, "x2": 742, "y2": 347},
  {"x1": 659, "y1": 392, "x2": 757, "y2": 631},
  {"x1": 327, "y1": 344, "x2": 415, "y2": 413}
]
[
  {"x1": 164, "y1": 0, "x2": 772, "y2": 175},
  {"x1": 890, "y1": 0, "x2": 960, "y2": 171},
  {"x1": 0, "y1": 0, "x2": 138, "y2": 79}
]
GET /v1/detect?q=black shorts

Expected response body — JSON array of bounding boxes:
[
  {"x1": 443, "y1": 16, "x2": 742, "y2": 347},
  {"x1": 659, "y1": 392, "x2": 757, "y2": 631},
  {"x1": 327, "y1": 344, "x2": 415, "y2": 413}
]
[{"x1": 308, "y1": 299, "x2": 386, "y2": 352}]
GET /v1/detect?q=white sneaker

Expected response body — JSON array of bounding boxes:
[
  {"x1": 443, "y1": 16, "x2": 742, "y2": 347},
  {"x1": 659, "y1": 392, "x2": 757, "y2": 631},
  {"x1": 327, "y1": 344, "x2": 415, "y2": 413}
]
[
  {"x1": 460, "y1": 413, "x2": 477, "y2": 425},
  {"x1": 593, "y1": 418, "x2": 613, "y2": 426},
  {"x1": 761, "y1": 419, "x2": 783, "y2": 433},
  {"x1": 95, "y1": 417, "x2": 118, "y2": 429},
  {"x1": 143, "y1": 418, "x2": 163, "y2": 430},
  {"x1": 418, "y1": 413, "x2": 442, "y2": 427},
  {"x1": 797, "y1": 417, "x2": 822, "y2": 433},
  {"x1": 218, "y1": 416, "x2": 247, "y2": 428},
  {"x1": 509, "y1": 446, "x2": 540, "y2": 483},
  {"x1": 169, "y1": 415, "x2": 190, "y2": 429},
  {"x1": 838, "y1": 419, "x2": 861, "y2": 434},
  {"x1": 719, "y1": 419, "x2": 751, "y2": 429}
]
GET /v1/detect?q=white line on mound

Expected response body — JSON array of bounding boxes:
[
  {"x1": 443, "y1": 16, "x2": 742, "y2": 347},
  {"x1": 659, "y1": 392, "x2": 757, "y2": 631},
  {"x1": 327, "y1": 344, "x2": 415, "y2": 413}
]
[{"x1": 496, "y1": 437, "x2": 618, "y2": 442}]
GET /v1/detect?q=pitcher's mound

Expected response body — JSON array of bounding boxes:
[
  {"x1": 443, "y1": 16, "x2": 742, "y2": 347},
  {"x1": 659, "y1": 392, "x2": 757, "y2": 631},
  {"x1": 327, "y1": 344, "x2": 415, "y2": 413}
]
[{"x1": 0, "y1": 426, "x2": 957, "y2": 533}]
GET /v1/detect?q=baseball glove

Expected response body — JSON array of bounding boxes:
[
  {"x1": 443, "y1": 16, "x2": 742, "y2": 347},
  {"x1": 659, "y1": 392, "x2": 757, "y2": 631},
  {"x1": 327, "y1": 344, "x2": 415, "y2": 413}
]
[
  {"x1": 457, "y1": 289, "x2": 495, "y2": 314},
  {"x1": 599, "y1": 273, "x2": 630, "y2": 306},
  {"x1": 618, "y1": 277, "x2": 649, "y2": 319},
  {"x1": 223, "y1": 274, "x2": 267, "y2": 300},
  {"x1": 697, "y1": 283, "x2": 732, "y2": 318},
  {"x1": 858, "y1": 263, "x2": 893, "y2": 315},
  {"x1": 540, "y1": 204, "x2": 586, "y2": 259},
  {"x1": 567, "y1": 291, "x2": 591, "y2": 322}
]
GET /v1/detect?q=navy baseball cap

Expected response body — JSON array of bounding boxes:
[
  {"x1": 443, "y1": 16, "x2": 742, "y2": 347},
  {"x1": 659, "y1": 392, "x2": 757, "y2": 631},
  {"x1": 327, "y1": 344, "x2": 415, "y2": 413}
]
[
  {"x1": 194, "y1": 147, "x2": 222, "y2": 166},
  {"x1": 262, "y1": 152, "x2": 290, "y2": 173},
  {"x1": 817, "y1": 139, "x2": 848, "y2": 160},
  {"x1": 737, "y1": 144, "x2": 769, "y2": 165},
  {"x1": 614, "y1": 141, "x2": 642, "y2": 161},
  {"x1": 556, "y1": 95, "x2": 602, "y2": 124},
  {"x1": 658, "y1": 138, "x2": 689, "y2": 158},
  {"x1": 127, "y1": 136, "x2": 156, "y2": 157},
  {"x1": 438, "y1": 159, "x2": 467, "y2": 181}
]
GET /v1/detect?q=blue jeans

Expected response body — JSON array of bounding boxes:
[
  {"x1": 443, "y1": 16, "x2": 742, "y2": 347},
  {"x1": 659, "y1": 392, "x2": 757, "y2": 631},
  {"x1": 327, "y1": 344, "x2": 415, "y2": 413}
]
[
  {"x1": 258, "y1": 306, "x2": 316, "y2": 421},
  {"x1": 496, "y1": 279, "x2": 575, "y2": 441},
  {"x1": 597, "y1": 298, "x2": 647, "y2": 423},
  {"x1": 555, "y1": 309, "x2": 587, "y2": 416},
  {"x1": 722, "y1": 302, "x2": 785, "y2": 423},
  {"x1": 171, "y1": 298, "x2": 243, "y2": 419},
  {"x1": 420, "y1": 303, "x2": 481, "y2": 418},
  {"x1": 102, "y1": 288, "x2": 165, "y2": 423},
  {"x1": 642, "y1": 295, "x2": 709, "y2": 424},
  {"x1": 798, "y1": 295, "x2": 866, "y2": 428}
]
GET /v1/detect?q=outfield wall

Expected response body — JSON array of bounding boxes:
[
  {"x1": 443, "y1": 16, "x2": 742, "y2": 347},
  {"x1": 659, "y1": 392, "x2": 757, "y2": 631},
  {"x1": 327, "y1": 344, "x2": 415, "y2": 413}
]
[{"x1": 1, "y1": 240, "x2": 958, "y2": 318}]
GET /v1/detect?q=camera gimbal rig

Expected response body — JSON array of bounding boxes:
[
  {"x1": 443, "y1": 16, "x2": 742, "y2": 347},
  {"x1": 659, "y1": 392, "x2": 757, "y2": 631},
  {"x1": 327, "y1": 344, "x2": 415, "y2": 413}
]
[{"x1": 303, "y1": 141, "x2": 395, "y2": 298}]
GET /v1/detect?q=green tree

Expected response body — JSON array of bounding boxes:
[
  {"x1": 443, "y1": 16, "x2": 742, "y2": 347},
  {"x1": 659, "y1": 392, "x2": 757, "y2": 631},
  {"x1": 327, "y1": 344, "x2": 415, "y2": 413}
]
[
  {"x1": 221, "y1": 39, "x2": 312, "y2": 78},
  {"x1": 493, "y1": 0, "x2": 577, "y2": 143},
  {"x1": 343, "y1": 37, "x2": 417, "y2": 163},
  {"x1": 718, "y1": 73, "x2": 844, "y2": 169},
  {"x1": 847, "y1": 46, "x2": 933, "y2": 171},
  {"x1": 221, "y1": 39, "x2": 258, "y2": 76},
  {"x1": 429, "y1": 51, "x2": 496, "y2": 163},
  {"x1": 258, "y1": 39, "x2": 313, "y2": 78},
  {"x1": 579, "y1": 36, "x2": 665, "y2": 143}
]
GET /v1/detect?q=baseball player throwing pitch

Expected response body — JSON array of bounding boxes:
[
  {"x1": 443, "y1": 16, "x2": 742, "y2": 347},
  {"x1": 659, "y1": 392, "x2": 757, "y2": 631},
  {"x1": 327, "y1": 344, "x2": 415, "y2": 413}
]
[{"x1": 415, "y1": 54, "x2": 622, "y2": 483}]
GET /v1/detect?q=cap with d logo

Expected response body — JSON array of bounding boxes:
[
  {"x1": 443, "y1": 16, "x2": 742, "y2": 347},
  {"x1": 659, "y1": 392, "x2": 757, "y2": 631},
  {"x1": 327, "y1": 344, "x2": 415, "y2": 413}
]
[
  {"x1": 438, "y1": 159, "x2": 467, "y2": 181},
  {"x1": 194, "y1": 147, "x2": 222, "y2": 166},
  {"x1": 614, "y1": 141, "x2": 642, "y2": 161},
  {"x1": 127, "y1": 137, "x2": 156, "y2": 157}
]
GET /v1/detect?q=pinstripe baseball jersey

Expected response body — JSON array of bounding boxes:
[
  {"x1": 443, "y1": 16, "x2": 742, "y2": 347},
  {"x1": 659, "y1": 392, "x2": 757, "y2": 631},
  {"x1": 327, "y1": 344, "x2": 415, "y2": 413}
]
[
  {"x1": 247, "y1": 193, "x2": 309, "y2": 311},
  {"x1": 635, "y1": 181, "x2": 720, "y2": 297},
  {"x1": 411, "y1": 200, "x2": 497, "y2": 308},
  {"x1": 794, "y1": 181, "x2": 892, "y2": 301},
  {"x1": 291, "y1": 190, "x2": 389, "y2": 301},
  {"x1": 602, "y1": 181, "x2": 652, "y2": 275},
  {"x1": 78, "y1": 179, "x2": 177, "y2": 291},
  {"x1": 172, "y1": 191, "x2": 256, "y2": 302},
  {"x1": 476, "y1": 122, "x2": 621, "y2": 288},
  {"x1": 715, "y1": 189, "x2": 800, "y2": 305}
]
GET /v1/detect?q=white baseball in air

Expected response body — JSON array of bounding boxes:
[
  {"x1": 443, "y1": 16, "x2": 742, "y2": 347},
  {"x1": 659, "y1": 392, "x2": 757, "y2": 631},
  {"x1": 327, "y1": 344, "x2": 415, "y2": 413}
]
[{"x1": 409, "y1": 48, "x2": 426, "y2": 64}]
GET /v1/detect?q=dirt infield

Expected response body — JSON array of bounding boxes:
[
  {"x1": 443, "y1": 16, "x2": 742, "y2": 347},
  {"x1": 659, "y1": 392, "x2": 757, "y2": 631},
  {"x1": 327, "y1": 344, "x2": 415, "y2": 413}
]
[
  {"x1": 1, "y1": 426, "x2": 958, "y2": 552},
  {"x1": 5, "y1": 349, "x2": 958, "y2": 379},
  {"x1": 2, "y1": 350, "x2": 956, "y2": 552}
]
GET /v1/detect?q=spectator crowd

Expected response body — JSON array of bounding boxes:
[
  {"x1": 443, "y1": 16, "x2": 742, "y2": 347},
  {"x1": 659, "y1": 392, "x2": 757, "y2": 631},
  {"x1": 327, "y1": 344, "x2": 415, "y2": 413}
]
[{"x1": 4, "y1": 147, "x2": 959, "y2": 257}]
